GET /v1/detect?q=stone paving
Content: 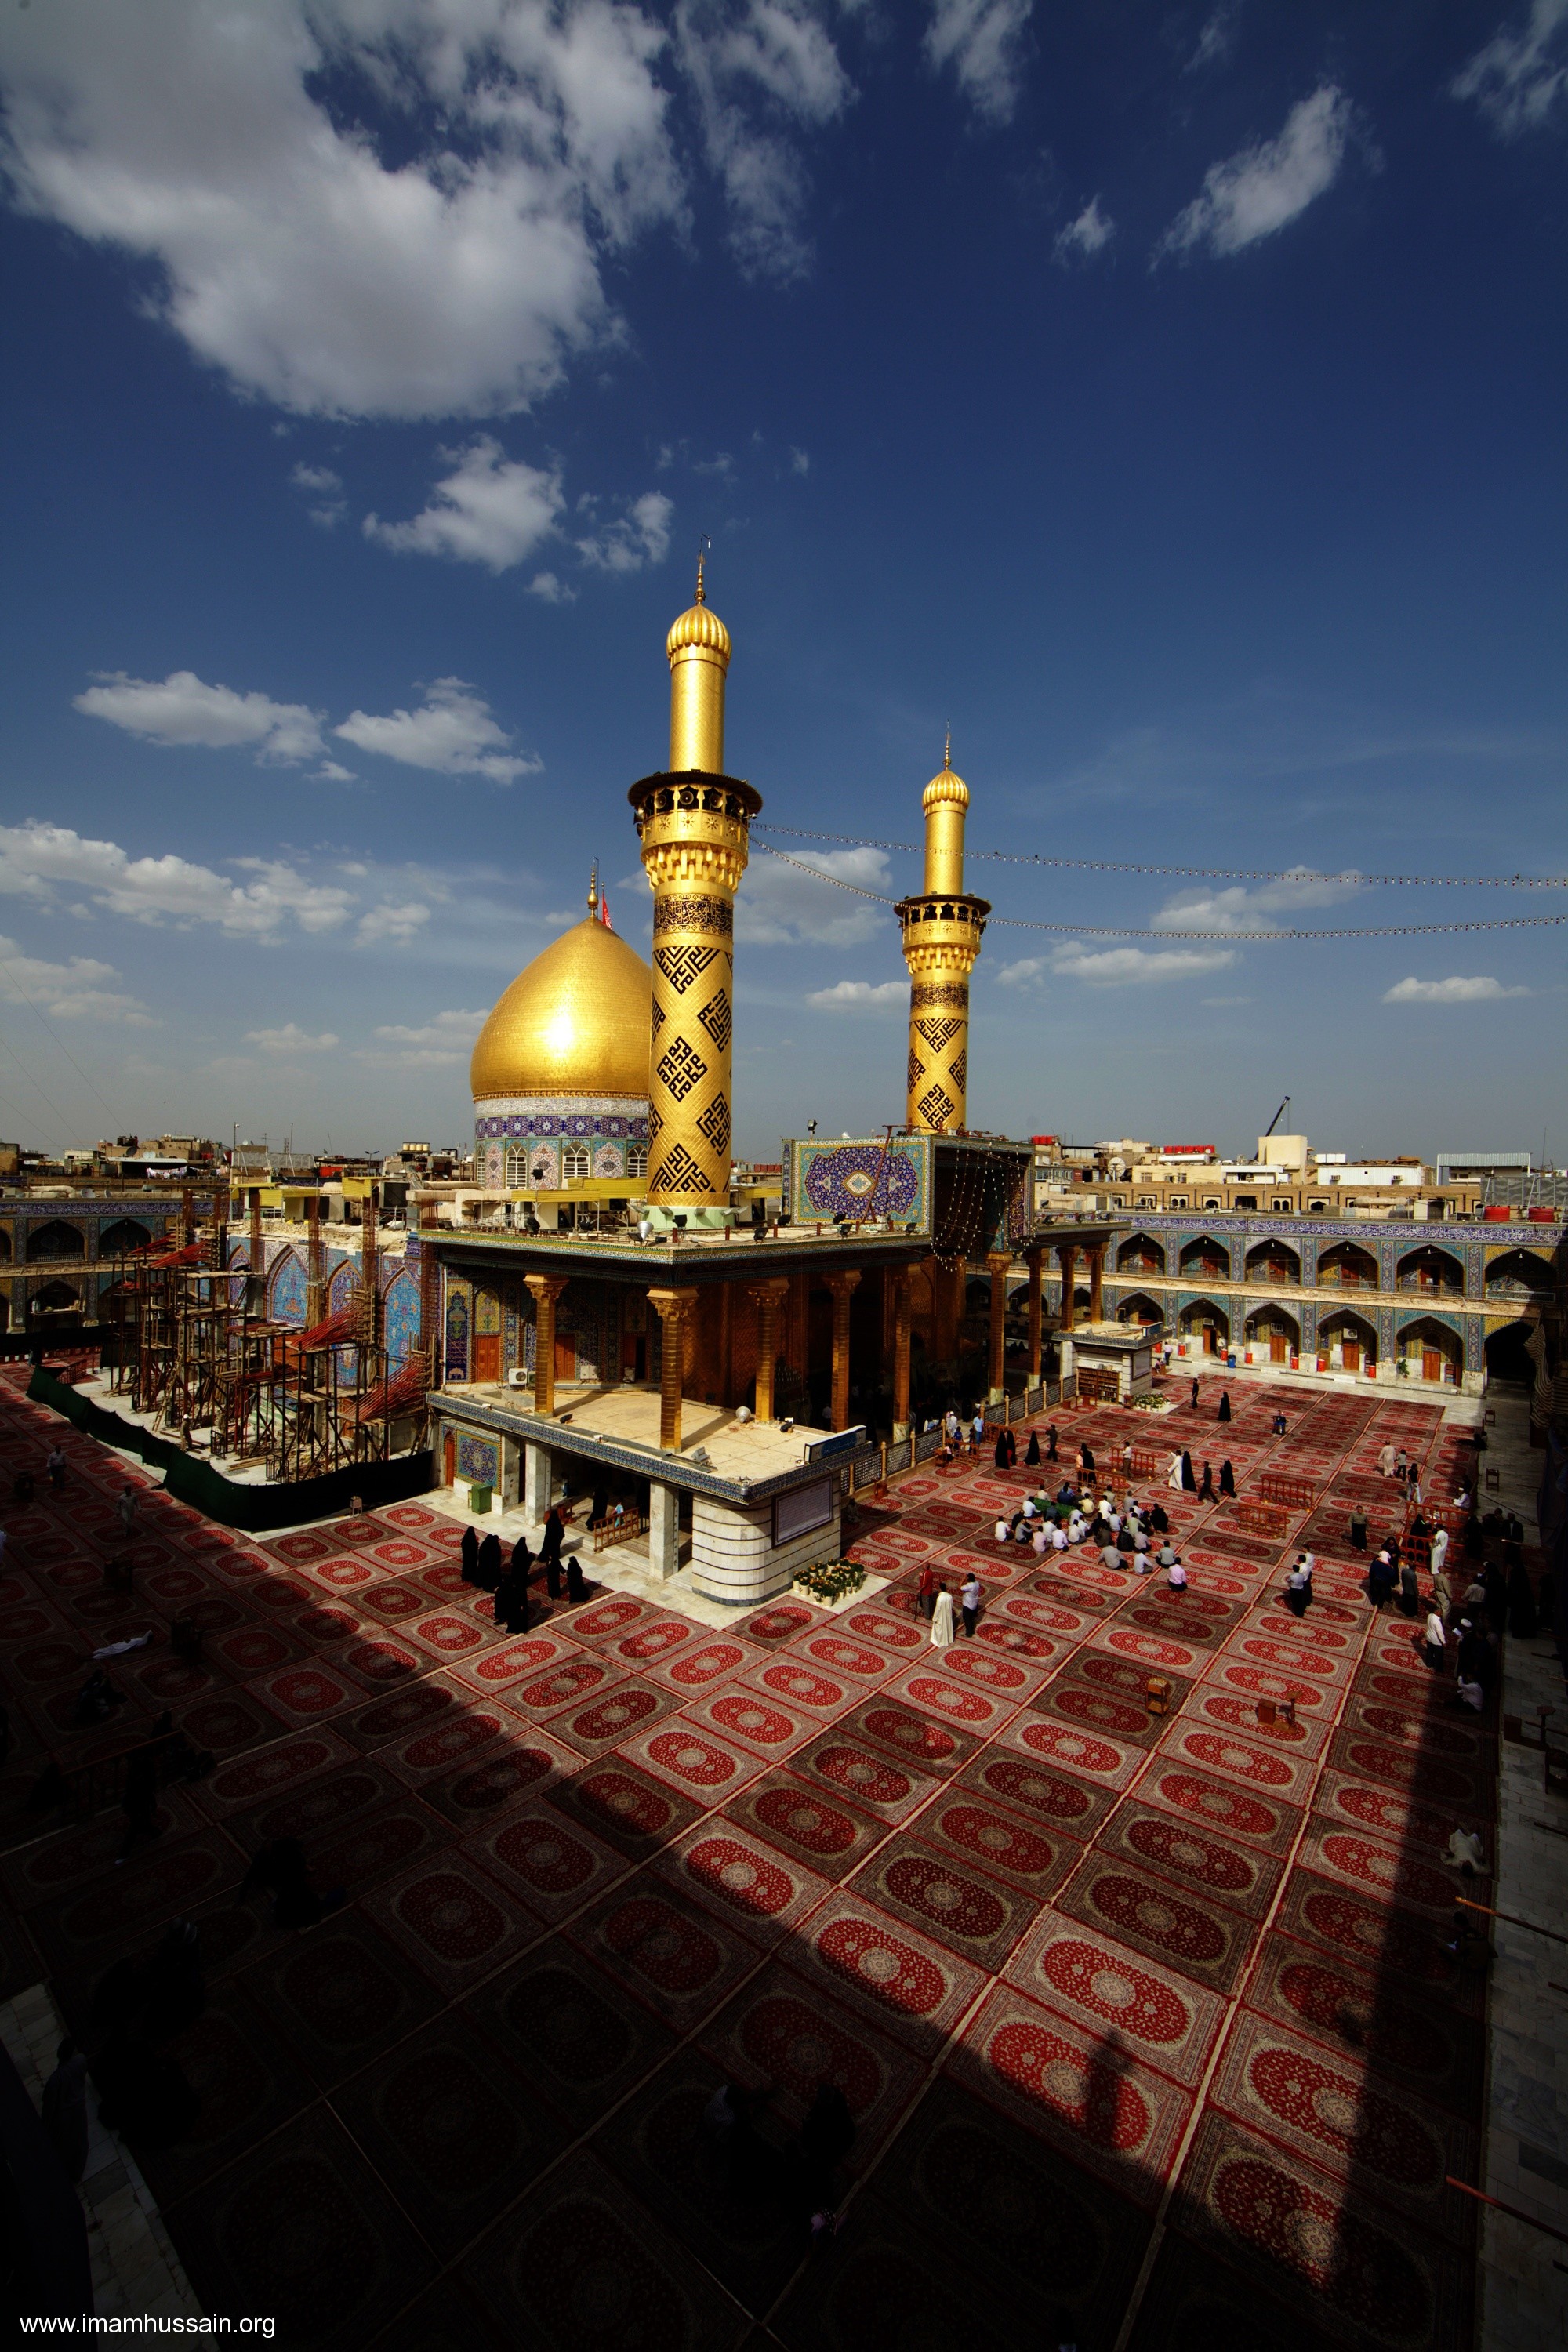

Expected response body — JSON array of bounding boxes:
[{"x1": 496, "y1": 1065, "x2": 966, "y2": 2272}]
[{"x1": 0, "y1": 1359, "x2": 1537, "y2": 2348}]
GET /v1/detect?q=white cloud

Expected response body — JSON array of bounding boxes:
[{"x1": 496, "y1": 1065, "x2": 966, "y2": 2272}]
[
  {"x1": 1000, "y1": 943, "x2": 1238, "y2": 988},
  {"x1": 245, "y1": 1022, "x2": 340, "y2": 1053},
  {"x1": 290, "y1": 460, "x2": 346, "y2": 526},
  {"x1": 1054, "y1": 196, "x2": 1114, "y2": 263},
  {"x1": 1454, "y1": 1, "x2": 1568, "y2": 136},
  {"x1": 526, "y1": 570, "x2": 575, "y2": 602},
  {"x1": 365, "y1": 437, "x2": 564, "y2": 571},
  {"x1": 0, "y1": 822, "x2": 354, "y2": 936},
  {"x1": 924, "y1": 0, "x2": 1033, "y2": 124},
  {"x1": 1149, "y1": 866, "x2": 1363, "y2": 933},
  {"x1": 335, "y1": 679, "x2": 539, "y2": 786},
  {"x1": 356, "y1": 901, "x2": 432, "y2": 947},
  {"x1": 358, "y1": 1007, "x2": 488, "y2": 1069},
  {"x1": 737, "y1": 848, "x2": 891, "y2": 948},
  {"x1": 313, "y1": 760, "x2": 358, "y2": 783},
  {"x1": 677, "y1": 0, "x2": 853, "y2": 278},
  {"x1": 789, "y1": 446, "x2": 811, "y2": 475},
  {"x1": 74, "y1": 670, "x2": 325, "y2": 764},
  {"x1": 1188, "y1": 5, "x2": 1240, "y2": 73},
  {"x1": 1383, "y1": 975, "x2": 1530, "y2": 1004},
  {"x1": 807, "y1": 978, "x2": 907, "y2": 1009},
  {"x1": 1157, "y1": 85, "x2": 1352, "y2": 261},
  {"x1": 0, "y1": 0, "x2": 687, "y2": 419},
  {"x1": 575, "y1": 489, "x2": 673, "y2": 572},
  {"x1": 0, "y1": 933, "x2": 154, "y2": 1024}
]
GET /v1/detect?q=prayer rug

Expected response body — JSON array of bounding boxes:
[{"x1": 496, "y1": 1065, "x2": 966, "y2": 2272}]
[
  {"x1": 933, "y1": 1642, "x2": 1040, "y2": 1699},
  {"x1": 1189, "y1": 1689, "x2": 1319, "y2": 1750},
  {"x1": 1328, "y1": 1729, "x2": 1486, "y2": 1809},
  {"x1": 874, "y1": 1660, "x2": 1020, "y2": 1737},
  {"x1": 244, "y1": 1661, "x2": 365, "y2": 1727},
  {"x1": 357, "y1": 1577, "x2": 434, "y2": 1623},
  {"x1": 739, "y1": 1600, "x2": 818, "y2": 1646},
  {"x1": 1003, "y1": 1904, "x2": 1226, "y2": 2089},
  {"x1": 457, "y1": 2148, "x2": 745, "y2": 2352},
  {"x1": 786, "y1": 1730, "x2": 941, "y2": 1822},
  {"x1": 334, "y1": 2014, "x2": 569, "y2": 2260},
  {"x1": 789, "y1": 1889, "x2": 985, "y2": 2054},
  {"x1": 838, "y1": 1693, "x2": 983, "y2": 1780},
  {"x1": 224, "y1": 1759, "x2": 403, "y2": 1857},
  {"x1": 644, "y1": 1634, "x2": 767, "y2": 1694},
  {"x1": 916, "y1": 1789, "x2": 1082, "y2": 1898},
  {"x1": 1165, "y1": 1723, "x2": 1318, "y2": 1805},
  {"x1": 699, "y1": 1963, "x2": 924, "y2": 2164},
  {"x1": 1137, "y1": 1761, "x2": 1301, "y2": 1857},
  {"x1": 791, "y1": 1627, "x2": 905, "y2": 1685},
  {"x1": 1246, "y1": 1934, "x2": 1486, "y2": 2120},
  {"x1": 657, "y1": 1819, "x2": 833, "y2": 1947},
  {"x1": 570, "y1": 1878, "x2": 760, "y2": 2027},
  {"x1": 839, "y1": 1605, "x2": 926, "y2": 1653},
  {"x1": 468, "y1": 1938, "x2": 678, "y2": 2128},
  {"x1": 1167, "y1": 2109, "x2": 1472, "y2": 2352},
  {"x1": 162, "y1": 2106, "x2": 437, "y2": 2345},
  {"x1": 1071, "y1": 1650, "x2": 1197, "y2": 1711},
  {"x1": 681, "y1": 1683, "x2": 816, "y2": 1762},
  {"x1": 503, "y1": 1650, "x2": 628, "y2": 1718},
  {"x1": 546, "y1": 1753, "x2": 704, "y2": 1858},
  {"x1": 992, "y1": 1709, "x2": 1144, "y2": 1791},
  {"x1": 412, "y1": 1726, "x2": 577, "y2": 1828},
  {"x1": 131, "y1": 1983, "x2": 319, "y2": 2209},
  {"x1": 364, "y1": 1853, "x2": 535, "y2": 1987},
  {"x1": 339, "y1": 1634, "x2": 423, "y2": 1687},
  {"x1": 238, "y1": 1911, "x2": 445, "y2": 2089},
  {"x1": 442, "y1": 1632, "x2": 566, "y2": 1696},
  {"x1": 1210, "y1": 1657, "x2": 1334, "y2": 1713},
  {"x1": 568, "y1": 1592, "x2": 661, "y2": 1643},
  {"x1": 618, "y1": 1715, "x2": 762, "y2": 1801},
  {"x1": 1207, "y1": 2011, "x2": 1475, "y2": 2225},
  {"x1": 376, "y1": 1697, "x2": 514, "y2": 1784},
  {"x1": 1272, "y1": 1873, "x2": 1457, "y2": 1996},
  {"x1": 1125, "y1": 2216, "x2": 1352, "y2": 2352},
  {"x1": 1094, "y1": 1801, "x2": 1283, "y2": 1920},
  {"x1": 1025, "y1": 1677, "x2": 1171, "y2": 1750},
  {"x1": 31, "y1": 1831, "x2": 243, "y2": 1972},
  {"x1": 849, "y1": 1833, "x2": 1033, "y2": 1969},
  {"x1": 309, "y1": 1797, "x2": 452, "y2": 1895},
  {"x1": 751, "y1": 1655, "x2": 858, "y2": 1715},
  {"x1": 1297, "y1": 1825, "x2": 1461, "y2": 1920},
  {"x1": 609, "y1": 1613, "x2": 702, "y2": 1668},
  {"x1": 723, "y1": 1769, "x2": 891, "y2": 1882},
  {"x1": 195, "y1": 1726, "x2": 358, "y2": 1813},
  {"x1": 1312, "y1": 1773, "x2": 1472, "y2": 1860},
  {"x1": 950, "y1": 1979, "x2": 1192, "y2": 2204},
  {"x1": 463, "y1": 1800, "x2": 628, "y2": 1925},
  {"x1": 1093, "y1": 1624, "x2": 1207, "y2": 1675},
  {"x1": 540, "y1": 1675, "x2": 687, "y2": 1755},
  {"x1": 1056, "y1": 1853, "x2": 1258, "y2": 1993}
]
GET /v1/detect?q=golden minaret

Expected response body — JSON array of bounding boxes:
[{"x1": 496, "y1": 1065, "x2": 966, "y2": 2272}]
[
  {"x1": 897, "y1": 737, "x2": 989, "y2": 1131},
  {"x1": 630, "y1": 559, "x2": 762, "y2": 1207}
]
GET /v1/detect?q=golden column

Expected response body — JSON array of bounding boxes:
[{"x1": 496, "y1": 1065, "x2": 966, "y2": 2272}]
[
  {"x1": 1057, "y1": 1242, "x2": 1078, "y2": 1334},
  {"x1": 986, "y1": 1249, "x2": 1011, "y2": 1403},
  {"x1": 630, "y1": 562, "x2": 762, "y2": 1208},
  {"x1": 524, "y1": 1273, "x2": 568, "y2": 1415},
  {"x1": 745, "y1": 1276, "x2": 791, "y2": 1422},
  {"x1": 891, "y1": 1265, "x2": 913, "y2": 1438},
  {"x1": 897, "y1": 740, "x2": 990, "y2": 1132},
  {"x1": 647, "y1": 1287, "x2": 699, "y2": 1450},
  {"x1": 1087, "y1": 1244, "x2": 1105, "y2": 1325},
  {"x1": 1025, "y1": 1246, "x2": 1045, "y2": 1383},
  {"x1": 825, "y1": 1269, "x2": 861, "y2": 1431}
]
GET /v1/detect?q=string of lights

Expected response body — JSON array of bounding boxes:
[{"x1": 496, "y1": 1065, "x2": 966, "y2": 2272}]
[
  {"x1": 750, "y1": 822, "x2": 1568, "y2": 890},
  {"x1": 751, "y1": 844, "x2": 1568, "y2": 938}
]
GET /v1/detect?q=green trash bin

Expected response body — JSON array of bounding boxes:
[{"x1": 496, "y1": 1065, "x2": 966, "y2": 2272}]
[{"x1": 468, "y1": 1482, "x2": 493, "y2": 1515}]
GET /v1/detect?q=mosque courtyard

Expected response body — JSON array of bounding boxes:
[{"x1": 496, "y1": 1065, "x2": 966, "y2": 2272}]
[{"x1": 0, "y1": 1360, "x2": 1503, "y2": 2349}]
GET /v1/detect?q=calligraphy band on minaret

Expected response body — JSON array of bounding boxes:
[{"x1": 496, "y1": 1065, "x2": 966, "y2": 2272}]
[{"x1": 631, "y1": 556, "x2": 761, "y2": 1208}]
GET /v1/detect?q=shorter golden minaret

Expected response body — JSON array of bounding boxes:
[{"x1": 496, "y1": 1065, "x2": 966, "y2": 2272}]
[{"x1": 897, "y1": 737, "x2": 989, "y2": 1131}]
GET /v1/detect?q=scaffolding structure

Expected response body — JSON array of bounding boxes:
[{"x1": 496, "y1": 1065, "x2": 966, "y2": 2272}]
[{"x1": 107, "y1": 1185, "x2": 431, "y2": 1481}]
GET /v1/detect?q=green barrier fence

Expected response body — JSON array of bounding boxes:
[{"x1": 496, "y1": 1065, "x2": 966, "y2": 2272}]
[{"x1": 25, "y1": 1368, "x2": 432, "y2": 1533}]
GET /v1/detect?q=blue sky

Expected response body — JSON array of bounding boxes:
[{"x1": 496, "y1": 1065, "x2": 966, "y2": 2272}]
[{"x1": 1, "y1": 1, "x2": 1565, "y2": 1164}]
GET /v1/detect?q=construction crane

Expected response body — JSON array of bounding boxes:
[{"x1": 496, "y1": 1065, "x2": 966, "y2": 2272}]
[{"x1": 1261, "y1": 1096, "x2": 1291, "y2": 1138}]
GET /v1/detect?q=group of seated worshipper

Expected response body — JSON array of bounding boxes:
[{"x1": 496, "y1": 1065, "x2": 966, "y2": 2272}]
[{"x1": 991, "y1": 1482, "x2": 1182, "y2": 1579}]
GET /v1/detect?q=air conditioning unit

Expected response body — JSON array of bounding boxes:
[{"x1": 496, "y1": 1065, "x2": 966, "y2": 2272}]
[{"x1": 506, "y1": 1367, "x2": 529, "y2": 1388}]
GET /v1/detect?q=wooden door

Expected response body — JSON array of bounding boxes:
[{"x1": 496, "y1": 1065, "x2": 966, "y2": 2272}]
[
  {"x1": 1269, "y1": 1334, "x2": 1288, "y2": 1363},
  {"x1": 554, "y1": 1332, "x2": 576, "y2": 1383},
  {"x1": 472, "y1": 1335, "x2": 500, "y2": 1383},
  {"x1": 443, "y1": 1432, "x2": 456, "y2": 1486},
  {"x1": 1422, "y1": 1348, "x2": 1441, "y2": 1383},
  {"x1": 1341, "y1": 1341, "x2": 1360, "y2": 1372}
]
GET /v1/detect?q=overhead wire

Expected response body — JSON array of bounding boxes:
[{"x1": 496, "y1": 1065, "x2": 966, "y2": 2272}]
[
  {"x1": 750, "y1": 843, "x2": 1568, "y2": 938},
  {"x1": 750, "y1": 822, "x2": 1568, "y2": 889}
]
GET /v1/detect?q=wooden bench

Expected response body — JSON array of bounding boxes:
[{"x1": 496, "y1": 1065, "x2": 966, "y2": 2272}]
[{"x1": 591, "y1": 1512, "x2": 644, "y2": 1554}]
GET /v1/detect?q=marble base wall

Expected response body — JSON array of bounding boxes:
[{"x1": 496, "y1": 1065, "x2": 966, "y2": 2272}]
[{"x1": 688, "y1": 1490, "x2": 841, "y2": 1608}]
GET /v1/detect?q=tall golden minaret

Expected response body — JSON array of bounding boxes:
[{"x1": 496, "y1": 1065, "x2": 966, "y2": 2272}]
[
  {"x1": 630, "y1": 560, "x2": 761, "y2": 1206},
  {"x1": 897, "y1": 739, "x2": 989, "y2": 1131}
]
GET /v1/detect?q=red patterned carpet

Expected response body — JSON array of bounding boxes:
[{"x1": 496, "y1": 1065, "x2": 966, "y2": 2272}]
[{"x1": 0, "y1": 1364, "x2": 1508, "y2": 2349}]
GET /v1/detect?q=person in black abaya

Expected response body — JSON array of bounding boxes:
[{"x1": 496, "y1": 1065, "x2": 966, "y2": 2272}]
[
  {"x1": 1180, "y1": 1450, "x2": 1196, "y2": 1493},
  {"x1": 1025, "y1": 1428, "x2": 1041, "y2": 1468},
  {"x1": 460, "y1": 1525, "x2": 479, "y2": 1584},
  {"x1": 1046, "y1": 1423, "x2": 1059, "y2": 1461},
  {"x1": 1190, "y1": 1378, "x2": 1200, "y2": 1410},
  {"x1": 540, "y1": 1506, "x2": 564, "y2": 1600},
  {"x1": 1506, "y1": 1561, "x2": 1538, "y2": 1638},
  {"x1": 1218, "y1": 1459, "x2": 1236, "y2": 1497},
  {"x1": 1218, "y1": 1391, "x2": 1231, "y2": 1423},
  {"x1": 1197, "y1": 1461, "x2": 1215, "y2": 1502},
  {"x1": 565, "y1": 1555, "x2": 588, "y2": 1606},
  {"x1": 994, "y1": 1428, "x2": 1011, "y2": 1470},
  {"x1": 510, "y1": 1533, "x2": 532, "y2": 1580},
  {"x1": 492, "y1": 1571, "x2": 528, "y2": 1635},
  {"x1": 1149, "y1": 1501, "x2": 1169, "y2": 1534},
  {"x1": 476, "y1": 1531, "x2": 503, "y2": 1592}
]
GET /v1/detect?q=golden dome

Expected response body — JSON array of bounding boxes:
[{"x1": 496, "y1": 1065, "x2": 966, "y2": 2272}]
[
  {"x1": 470, "y1": 895, "x2": 652, "y2": 1102},
  {"x1": 665, "y1": 556, "x2": 731, "y2": 667},
  {"x1": 923, "y1": 736, "x2": 969, "y2": 816}
]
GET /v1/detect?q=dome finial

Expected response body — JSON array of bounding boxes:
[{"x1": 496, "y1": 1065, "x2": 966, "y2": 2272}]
[
  {"x1": 944, "y1": 726, "x2": 951, "y2": 771},
  {"x1": 694, "y1": 532, "x2": 710, "y2": 605},
  {"x1": 588, "y1": 862, "x2": 599, "y2": 914}
]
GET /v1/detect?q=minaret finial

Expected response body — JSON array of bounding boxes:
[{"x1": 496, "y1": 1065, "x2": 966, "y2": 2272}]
[
  {"x1": 695, "y1": 532, "x2": 711, "y2": 605},
  {"x1": 588, "y1": 862, "x2": 598, "y2": 913},
  {"x1": 944, "y1": 727, "x2": 951, "y2": 770}
]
